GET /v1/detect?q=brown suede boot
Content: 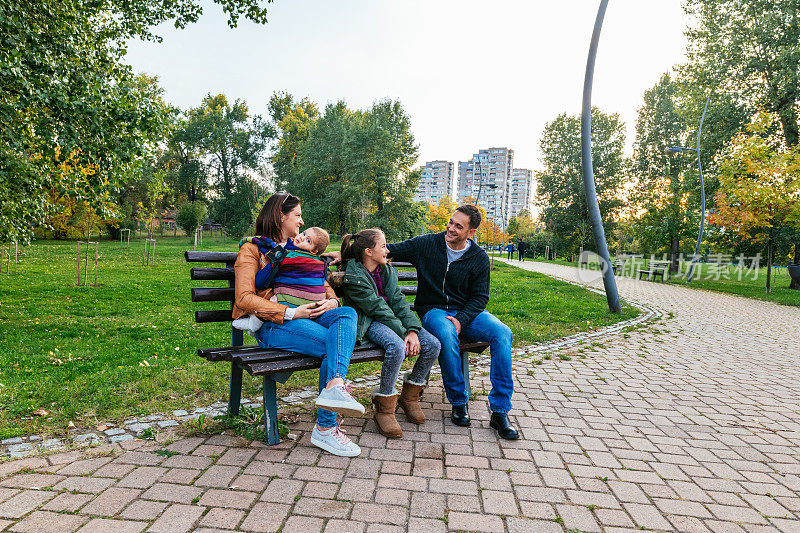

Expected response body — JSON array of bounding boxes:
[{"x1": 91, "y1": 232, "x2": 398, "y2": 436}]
[
  {"x1": 372, "y1": 393, "x2": 402, "y2": 438},
  {"x1": 398, "y1": 382, "x2": 426, "y2": 424}
]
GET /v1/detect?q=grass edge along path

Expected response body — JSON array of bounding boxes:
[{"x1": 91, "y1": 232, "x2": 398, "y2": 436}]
[
  {"x1": 0, "y1": 238, "x2": 638, "y2": 440},
  {"x1": 495, "y1": 253, "x2": 799, "y2": 308}
]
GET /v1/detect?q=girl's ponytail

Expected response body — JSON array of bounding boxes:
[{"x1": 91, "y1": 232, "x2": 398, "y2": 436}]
[
  {"x1": 340, "y1": 234, "x2": 355, "y2": 271},
  {"x1": 339, "y1": 229, "x2": 384, "y2": 271}
]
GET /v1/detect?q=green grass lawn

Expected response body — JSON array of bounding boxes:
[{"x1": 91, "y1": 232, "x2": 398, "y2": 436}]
[
  {"x1": 665, "y1": 263, "x2": 799, "y2": 307},
  {"x1": 0, "y1": 237, "x2": 637, "y2": 440}
]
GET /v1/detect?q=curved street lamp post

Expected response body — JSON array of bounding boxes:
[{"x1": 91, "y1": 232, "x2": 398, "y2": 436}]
[
  {"x1": 581, "y1": 0, "x2": 622, "y2": 314},
  {"x1": 667, "y1": 92, "x2": 711, "y2": 284}
]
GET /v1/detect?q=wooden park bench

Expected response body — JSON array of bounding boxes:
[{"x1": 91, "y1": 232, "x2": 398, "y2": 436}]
[
  {"x1": 185, "y1": 251, "x2": 489, "y2": 445},
  {"x1": 637, "y1": 259, "x2": 671, "y2": 281},
  {"x1": 611, "y1": 257, "x2": 627, "y2": 275}
]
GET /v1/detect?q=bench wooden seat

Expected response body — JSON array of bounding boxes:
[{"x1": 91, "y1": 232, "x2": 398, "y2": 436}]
[
  {"x1": 186, "y1": 250, "x2": 489, "y2": 445},
  {"x1": 611, "y1": 257, "x2": 627, "y2": 275},
  {"x1": 637, "y1": 259, "x2": 671, "y2": 281}
]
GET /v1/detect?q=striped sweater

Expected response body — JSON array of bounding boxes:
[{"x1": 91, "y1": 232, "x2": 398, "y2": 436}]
[{"x1": 272, "y1": 250, "x2": 327, "y2": 307}]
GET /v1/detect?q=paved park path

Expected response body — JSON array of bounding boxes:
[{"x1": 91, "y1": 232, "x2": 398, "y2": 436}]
[{"x1": 1, "y1": 260, "x2": 799, "y2": 532}]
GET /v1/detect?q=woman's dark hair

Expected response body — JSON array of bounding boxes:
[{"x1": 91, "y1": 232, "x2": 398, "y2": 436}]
[
  {"x1": 255, "y1": 193, "x2": 301, "y2": 241},
  {"x1": 456, "y1": 204, "x2": 482, "y2": 229},
  {"x1": 340, "y1": 228, "x2": 384, "y2": 270}
]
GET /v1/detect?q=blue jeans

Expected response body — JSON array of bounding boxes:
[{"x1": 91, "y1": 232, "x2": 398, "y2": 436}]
[
  {"x1": 365, "y1": 321, "x2": 440, "y2": 395},
  {"x1": 255, "y1": 306, "x2": 357, "y2": 427},
  {"x1": 421, "y1": 309, "x2": 513, "y2": 413}
]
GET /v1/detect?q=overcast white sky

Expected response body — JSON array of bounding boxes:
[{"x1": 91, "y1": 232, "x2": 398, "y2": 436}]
[{"x1": 125, "y1": 0, "x2": 691, "y2": 173}]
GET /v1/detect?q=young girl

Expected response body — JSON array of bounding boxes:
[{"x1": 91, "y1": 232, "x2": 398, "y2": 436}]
[{"x1": 338, "y1": 229, "x2": 441, "y2": 438}]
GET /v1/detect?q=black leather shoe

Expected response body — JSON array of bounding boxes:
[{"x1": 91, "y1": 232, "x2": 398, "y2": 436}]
[
  {"x1": 451, "y1": 404, "x2": 471, "y2": 427},
  {"x1": 490, "y1": 412, "x2": 519, "y2": 440}
]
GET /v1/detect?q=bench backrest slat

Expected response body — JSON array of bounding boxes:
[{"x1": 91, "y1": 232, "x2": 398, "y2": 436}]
[
  {"x1": 191, "y1": 267, "x2": 234, "y2": 281},
  {"x1": 192, "y1": 287, "x2": 235, "y2": 303},
  {"x1": 196, "y1": 309, "x2": 234, "y2": 323},
  {"x1": 186, "y1": 250, "x2": 238, "y2": 263}
]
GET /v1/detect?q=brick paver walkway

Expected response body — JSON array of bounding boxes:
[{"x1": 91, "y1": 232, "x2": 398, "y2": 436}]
[{"x1": 1, "y1": 260, "x2": 798, "y2": 532}]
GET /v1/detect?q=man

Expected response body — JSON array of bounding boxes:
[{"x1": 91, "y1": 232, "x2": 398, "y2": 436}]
[
  {"x1": 517, "y1": 240, "x2": 527, "y2": 262},
  {"x1": 506, "y1": 241, "x2": 515, "y2": 260},
  {"x1": 382, "y1": 205, "x2": 518, "y2": 440}
]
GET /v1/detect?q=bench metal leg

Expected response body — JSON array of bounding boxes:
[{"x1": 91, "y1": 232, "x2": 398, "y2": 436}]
[
  {"x1": 228, "y1": 363, "x2": 243, "y2": 417},
  {"x1": 262, "y1": 376, "x2": 280, "y2": 445},
  {"x1": 461, "y1": 350, "x2": 471, "y2": 399}
]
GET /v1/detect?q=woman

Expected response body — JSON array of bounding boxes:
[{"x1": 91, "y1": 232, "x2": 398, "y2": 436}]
[
  {"x1": 233, "y1": 193, "x2": 363, "y2": 457},
  {"x1": 338, "y1": 228, "x2": 440, "y2": 438}
]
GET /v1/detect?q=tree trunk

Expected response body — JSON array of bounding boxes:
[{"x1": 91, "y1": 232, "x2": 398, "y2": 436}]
[
  {"x1": 790, "y1": 243, "x2": 800, "y2": 290},
  {"x1": 777, "y1": 105, "x2": 799, "y2": 148},
  {"x1": 669, "y1": 237, "x2": 680, "y2": 273},
  {"x1": 766, "y1": 238, "x2": 773, "y2": 295}
]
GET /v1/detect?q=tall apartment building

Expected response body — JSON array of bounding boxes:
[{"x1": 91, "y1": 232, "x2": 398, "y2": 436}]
[
  {"x1": 415, "y1": 161, "x2": 456, "y2": 203},
  {"x1": 457, "y1": 147, "x2": 514, "y2": 224},
  {"x1": 508, "y1": 168, "x2": 534, "y2": 218}
]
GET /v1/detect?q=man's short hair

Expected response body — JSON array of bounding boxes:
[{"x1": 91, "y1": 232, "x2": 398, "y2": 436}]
[{"x1": 456, "y1": 204, "x2": 482, "y2": 230}]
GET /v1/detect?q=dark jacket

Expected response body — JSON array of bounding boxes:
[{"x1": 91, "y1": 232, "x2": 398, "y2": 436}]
[
  {"x1": 388, "y1": 232, "x2": 490, "y2": 327},
  {"x1": 341, "y1": 260, "x2": 422, "y2": 344}
]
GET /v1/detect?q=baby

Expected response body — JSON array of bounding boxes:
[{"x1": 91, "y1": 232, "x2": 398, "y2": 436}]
[
  {"x1": 288, "y1": 227, "x2": 329, "y2": 255},
  {"x1": 233, "y1": 227, "x2": 330, "y2": 335}
]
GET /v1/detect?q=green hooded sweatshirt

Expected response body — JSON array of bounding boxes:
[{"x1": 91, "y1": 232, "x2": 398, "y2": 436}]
[{"x1": 340, "y1": 260, "x2": 421, "y2": 344}]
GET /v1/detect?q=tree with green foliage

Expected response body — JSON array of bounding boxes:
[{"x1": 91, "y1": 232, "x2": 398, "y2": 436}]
[
  {"x1": 711, "y1": 111, "x2": 800, "y2": 292},
  {"x1": 536, "y1": 108, "x2": 626, "y2": 256},
  {"x1": 268, "y1": 92, "x2": 320, "y2": 192},
  {"x1": 273, "y1": 96, "x2": 422, "y2": 239},
  {"x1": 684, "y1": 0, "x2": 800, "y2": 147},
  {"x1": 351, "y1": 100, "x2": 420, "y2": 234},
  {"x1": 632, "y1": 73, "x2": 693, "y2": 271},
  {"x1": 162, "y1": 116, "x2": 209, "y2": 203},
  {"x1": 137, "y1": 169, "x2": 170, "y2": 239},
  {"x1": 222, "y1": 176, "x2": 269, "y2": 238},
  {"x1": 185, "y1": 94, "x2": 273, "y2": 237},
  {"x1": 0, "y1": 0, "x2": 272, "y2": 244},
  {"x1": 176, "y1": 201, "x2": 208, "y2": 237},
  {"x1": 681, "y1": 0, "x2": 800, "y2": 265},
  {"x1": 286, "y1": 102, "x2": 354, "y2": 232},
  {"x1": 506, "y1": 209, "x2": 538, "y2": 243}
]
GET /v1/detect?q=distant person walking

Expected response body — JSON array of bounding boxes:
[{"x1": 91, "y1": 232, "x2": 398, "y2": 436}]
[
  {"x1": 505, "y1": 242, "x2": 515, "y2": 260},
  {"x1": 517, "y1": 241, "x2": 527, "y2": 262}
]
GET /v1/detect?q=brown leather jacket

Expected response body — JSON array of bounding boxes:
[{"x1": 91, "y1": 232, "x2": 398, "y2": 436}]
[{"x1": 233, "y1": 242, "x2": 339, "y2": 324}]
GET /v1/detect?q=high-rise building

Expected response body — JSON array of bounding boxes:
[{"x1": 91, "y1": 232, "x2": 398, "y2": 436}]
[
  {"x1": 508, "y1": 168, "x2": 534, "y2": 218},
  {"x1": 415, "y1": 161, "x2": 455, "y2": 203},
  {"x1": 457, "y1": 147, "x2": 514, "y2": 224}
]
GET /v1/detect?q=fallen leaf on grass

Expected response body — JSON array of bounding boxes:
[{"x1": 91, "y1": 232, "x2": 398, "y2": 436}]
[
  {"x1": 96, "y1": 424, "x2": 108, "y2": 431},
  {"x1": 33, "y1": 408, "x2": 49, "y2": 417}
]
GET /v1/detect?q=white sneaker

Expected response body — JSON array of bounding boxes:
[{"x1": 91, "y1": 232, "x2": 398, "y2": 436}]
[
  {"x1": 315, "y1": 384, "x2": 366, "y2": 417},
  {"x1": 311, "y1": 423, "x2": 361, "y2": 457}
]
